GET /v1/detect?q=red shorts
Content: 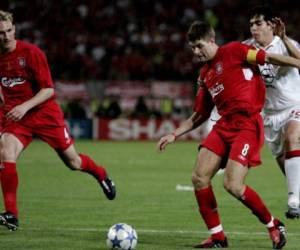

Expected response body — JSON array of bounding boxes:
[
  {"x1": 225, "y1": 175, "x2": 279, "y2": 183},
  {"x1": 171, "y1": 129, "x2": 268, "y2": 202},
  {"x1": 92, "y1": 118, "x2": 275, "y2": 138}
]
[
  {"x1": 0, "y1": 108, "x2": 3, "y2": 134},
  {"x1": 201, "y1": 113, "x2": 264, "y2": 167},
  {"x1": 2, "y1": 105, "x2": 73, "y2": 150}
]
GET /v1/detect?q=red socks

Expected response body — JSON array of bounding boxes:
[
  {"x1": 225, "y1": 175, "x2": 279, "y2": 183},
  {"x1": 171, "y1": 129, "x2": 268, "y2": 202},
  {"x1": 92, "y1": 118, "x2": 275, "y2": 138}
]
[
  {"x1": 195, "y1": 186, "x2": 225, "y2": 240},
  {"x1": 195, "y1": 185, "x2": 274, "y2": 240},
  {"x1": 0, "y1": 162, "x2": 18, "y2": 218},
  {"x1": 239, "y1": 185, "x2": 272, "y2": 224},
  {"x1": 79, "y1": 154, "x2": 107, "y2": 181}
]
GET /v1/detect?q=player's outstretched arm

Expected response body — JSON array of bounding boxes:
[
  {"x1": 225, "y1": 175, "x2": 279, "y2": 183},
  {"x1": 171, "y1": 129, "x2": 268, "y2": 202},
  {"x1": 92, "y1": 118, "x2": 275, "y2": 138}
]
[
  {"x1": 272, "y1": 17, "x2": 300, "y2": 59},
  {"x1": 157, "y1": 111, "x2": 205, "y2": 152},
  {"x1": 265, "y1": 52, "x2": 300, "y2": 69}
]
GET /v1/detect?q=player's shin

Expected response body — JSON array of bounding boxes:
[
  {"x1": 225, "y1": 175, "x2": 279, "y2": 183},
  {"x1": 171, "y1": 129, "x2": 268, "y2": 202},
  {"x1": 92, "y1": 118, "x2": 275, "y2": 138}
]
[
  {"x1": 194, "y1": 186, "x2": 226, "y2": 241},
  {"x1": 0, "y1": 162, "x2": 18, "y2": 217},
  {"x1": 79, "y1": 154, "x2": 116, "y2": 200},
  {"x1": 239, "y1": 185, "x2": 272, "y2": 224},
  {"x1": 79, "y1": 153, "x2": 107, "y2": 181},
  {"x1": 285, "y1": 153, "x2": 300, "y2": 208}
]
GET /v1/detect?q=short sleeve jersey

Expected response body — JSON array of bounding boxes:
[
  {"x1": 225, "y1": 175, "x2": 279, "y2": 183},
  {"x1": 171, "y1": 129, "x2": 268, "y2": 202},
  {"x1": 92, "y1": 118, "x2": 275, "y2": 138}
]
[
  {"x1": 0, "y1": 40, "x2": 57, "y2": 113},
  {"x1": 194, "y1": 42, "x2": 266, "y2": 117}
]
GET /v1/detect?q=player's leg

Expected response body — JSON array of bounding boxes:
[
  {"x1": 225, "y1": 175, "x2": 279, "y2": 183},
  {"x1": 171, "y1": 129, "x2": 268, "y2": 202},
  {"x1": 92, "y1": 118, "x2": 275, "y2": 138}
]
[
  {"x1": 223, "y1": 160, "x2": 274, "y2": 223},
  {"x1": 0, "y1": 132, "x2": 24, "y2": 231},
  {"x1": 224, "y1": 159, "x2": 286, "y2": 249},
  {"x1": 284, "y1": 118, "x2": 300, "y2": 219},
  {"x1": 36, "y1": 122, "x2": 116, "y2": 200},
  {"x1": 192, "y1": 147, "x2": 228, "y2": 248},
  {"x1": 225, "y1": 124, "x2": 287, "y2": 250},
  {"x1": 264, "y1": 113, "x2": 286, "y2": 174},
  {"x1": 56, "y1": 144, "x2": 116, "y2": 200}
]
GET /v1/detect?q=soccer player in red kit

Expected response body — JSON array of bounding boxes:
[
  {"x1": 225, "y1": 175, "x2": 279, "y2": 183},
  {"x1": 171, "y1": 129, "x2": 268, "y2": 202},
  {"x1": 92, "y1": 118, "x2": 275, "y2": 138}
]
[
  {"x1": 0, "y1": 10, "x2": 116, "y2": 231},
  {"x1": 157, "y1": 21, "x2": 300, "y2": 249}
]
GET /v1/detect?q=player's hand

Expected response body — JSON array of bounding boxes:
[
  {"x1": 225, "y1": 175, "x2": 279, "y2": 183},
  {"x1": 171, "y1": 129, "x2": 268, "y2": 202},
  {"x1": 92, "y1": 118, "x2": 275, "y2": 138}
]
[
  {"x1": 270, "y1": 17, "x2": 286, "y2": 39},
  {"x1": 6, "y1": 104, "x2": 29, "y2": 121},
  {"x1": 157, "y1": 133, "x2": 176, "y2": 152}
]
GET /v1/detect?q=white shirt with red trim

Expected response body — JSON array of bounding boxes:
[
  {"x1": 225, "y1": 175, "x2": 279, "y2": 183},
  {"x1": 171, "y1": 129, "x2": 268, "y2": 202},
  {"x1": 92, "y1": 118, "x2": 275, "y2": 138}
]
[{"x1": 244, "y1": 36, "x2": 300, "y2": 113}]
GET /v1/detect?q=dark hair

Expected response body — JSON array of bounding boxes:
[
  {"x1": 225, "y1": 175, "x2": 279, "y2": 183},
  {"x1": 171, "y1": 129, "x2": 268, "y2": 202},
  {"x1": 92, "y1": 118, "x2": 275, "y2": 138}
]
[
  {"x1": 249, "y1": 5, "x2": 275, "y2": 22},
  {"x1": 187, "y1": 21, "x2": 215, "y2": 43}
]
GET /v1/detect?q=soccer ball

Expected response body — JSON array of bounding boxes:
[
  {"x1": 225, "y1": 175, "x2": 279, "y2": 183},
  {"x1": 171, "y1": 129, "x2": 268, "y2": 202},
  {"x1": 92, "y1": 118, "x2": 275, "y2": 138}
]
[{"x1": 106, "y1": 223, "x2": 138, "y2": 250}]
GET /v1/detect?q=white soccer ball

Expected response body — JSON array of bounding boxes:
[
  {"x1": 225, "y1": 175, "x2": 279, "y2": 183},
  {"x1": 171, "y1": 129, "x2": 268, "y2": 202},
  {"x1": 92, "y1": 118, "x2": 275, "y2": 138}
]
[{"x1": 106, "y1": 223, "x2": 138, "y2": 250}]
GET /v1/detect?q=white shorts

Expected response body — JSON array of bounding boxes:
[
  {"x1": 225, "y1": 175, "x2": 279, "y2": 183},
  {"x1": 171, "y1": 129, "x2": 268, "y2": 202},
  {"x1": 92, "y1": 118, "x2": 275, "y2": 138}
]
[{"x1": 263, "y1": 106, "x2": 300, "y2": 156}]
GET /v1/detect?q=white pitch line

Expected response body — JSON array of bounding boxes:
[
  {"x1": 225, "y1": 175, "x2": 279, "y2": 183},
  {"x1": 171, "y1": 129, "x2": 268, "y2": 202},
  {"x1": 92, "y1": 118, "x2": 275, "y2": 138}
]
[{"x1": 21, "y1": 227, "x2": 300, "y2": 237}]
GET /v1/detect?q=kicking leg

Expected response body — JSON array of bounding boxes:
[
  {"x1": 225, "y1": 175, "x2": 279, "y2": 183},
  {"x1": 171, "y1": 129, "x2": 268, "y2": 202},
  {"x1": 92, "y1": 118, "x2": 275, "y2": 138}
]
[
  {"x1": 224, "y1": 160, "x2": 286, "y2": 249},
  {"x1": 56, "y1": 144, "x2": 116, "y2": 200}
]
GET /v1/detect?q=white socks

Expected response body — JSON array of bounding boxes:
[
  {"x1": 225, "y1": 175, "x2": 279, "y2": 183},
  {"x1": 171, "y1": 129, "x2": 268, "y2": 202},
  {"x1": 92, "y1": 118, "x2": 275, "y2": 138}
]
[{"x1": 285, "y1": 156, "x2": 300, "y2": 208}]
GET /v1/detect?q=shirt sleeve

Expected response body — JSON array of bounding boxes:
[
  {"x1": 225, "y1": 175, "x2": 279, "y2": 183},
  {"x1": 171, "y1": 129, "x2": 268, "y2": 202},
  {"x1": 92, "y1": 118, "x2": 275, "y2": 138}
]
[
  {"x1": 231, "y1": 42, "x2": 266, "y2": 65},
  {"x1": 28, "y1": 46, "x2": 54, "y2": 88},
  {"x1": 193, "y1": 82, "x2": 214, "y2": 119}
]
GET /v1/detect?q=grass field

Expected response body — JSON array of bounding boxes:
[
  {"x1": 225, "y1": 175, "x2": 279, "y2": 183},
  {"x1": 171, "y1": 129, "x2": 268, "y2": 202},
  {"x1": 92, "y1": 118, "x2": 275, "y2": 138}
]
[{"x1": 0, "y1": 140, "x2": 299, "y2": 250}]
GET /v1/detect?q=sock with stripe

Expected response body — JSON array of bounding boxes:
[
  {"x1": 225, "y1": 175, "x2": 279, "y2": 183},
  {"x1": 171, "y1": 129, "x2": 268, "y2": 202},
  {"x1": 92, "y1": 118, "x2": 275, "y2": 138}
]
[{"x1": 194, "y1": 186, "x2": 225, "y2": 240}]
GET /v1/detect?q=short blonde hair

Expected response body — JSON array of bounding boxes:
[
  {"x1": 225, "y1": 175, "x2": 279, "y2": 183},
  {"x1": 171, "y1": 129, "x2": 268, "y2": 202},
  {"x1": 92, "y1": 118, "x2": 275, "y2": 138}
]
[{"x1": 0, "y1": 10, "x2": 13, "y2": 22}]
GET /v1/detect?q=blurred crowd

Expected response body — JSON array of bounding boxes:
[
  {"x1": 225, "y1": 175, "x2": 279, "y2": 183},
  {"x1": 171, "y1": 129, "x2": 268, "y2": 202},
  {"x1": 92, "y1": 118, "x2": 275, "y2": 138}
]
[
  {"x1": 2, "y1": 0, "x2": 300, "y2": 82},
  {"x1": 1, "y1": 0, "x2": 300, "y2": 120},
  {"x1": 63, "y1": 95, "x2": 186, "y2": 120}
]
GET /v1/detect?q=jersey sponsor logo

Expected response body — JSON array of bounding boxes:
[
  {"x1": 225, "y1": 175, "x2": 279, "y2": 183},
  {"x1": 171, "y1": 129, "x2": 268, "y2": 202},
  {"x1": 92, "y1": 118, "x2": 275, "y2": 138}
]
[
  {"x1": 1, "y1": 77, "x2": 26, "y2": 88},
  {"x1": 260, "y1": 65, "x2": 275, "y2": 86},
  {"x1": 208, "y1": 82, "x2": 224, "y2": 97}
]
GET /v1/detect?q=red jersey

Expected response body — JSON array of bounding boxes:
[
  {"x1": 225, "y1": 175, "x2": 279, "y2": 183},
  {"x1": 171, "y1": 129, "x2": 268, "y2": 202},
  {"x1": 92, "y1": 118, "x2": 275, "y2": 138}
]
[
  {"x1": 0, "y1": 40, "x2": 59, "y2": 114},
  {"x1": 194, "y1": 42, "x2": 266, "y2": 117}
]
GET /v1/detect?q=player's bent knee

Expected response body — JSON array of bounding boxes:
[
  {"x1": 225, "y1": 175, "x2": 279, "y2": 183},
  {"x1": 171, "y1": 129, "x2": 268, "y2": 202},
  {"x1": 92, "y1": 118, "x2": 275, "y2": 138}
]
[
  {"x1": 191, "y1": 172, "x2": 210, "y2": 189},
  {"x1": 223, "y1": 180, "x2": 243, "y2": 198},
  {"x1": 1, "y1": 148, "x2": 17, "y2": 162},
  {"x1": 64, "y1": 158, "x2": 81, "y2": 171}
]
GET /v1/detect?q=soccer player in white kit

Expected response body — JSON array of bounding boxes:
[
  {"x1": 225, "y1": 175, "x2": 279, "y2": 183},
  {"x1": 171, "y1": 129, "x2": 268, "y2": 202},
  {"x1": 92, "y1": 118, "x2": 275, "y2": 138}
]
[{"x1": 244, "y1": 5, "x2": 300, "y2": 219}]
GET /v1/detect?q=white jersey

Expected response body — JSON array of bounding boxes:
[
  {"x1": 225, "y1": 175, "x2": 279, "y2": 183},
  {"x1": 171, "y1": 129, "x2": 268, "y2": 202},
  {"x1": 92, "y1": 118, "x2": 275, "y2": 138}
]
[{"x1": 244, "y1": 36, "x2": 300, "y2": 113}]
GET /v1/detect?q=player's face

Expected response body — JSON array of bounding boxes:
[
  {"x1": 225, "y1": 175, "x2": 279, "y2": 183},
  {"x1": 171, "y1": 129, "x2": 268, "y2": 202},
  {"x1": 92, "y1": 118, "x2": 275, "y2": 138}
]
[
  {"x1": 189, "y1": 39, "x2": 216, "y2": 62},
  {"x1": 0, "y1": 20, "x2": 16, "y2": 53},
  {"x1": 249, "y1": 15, "x2": 273, "y2": 46}
]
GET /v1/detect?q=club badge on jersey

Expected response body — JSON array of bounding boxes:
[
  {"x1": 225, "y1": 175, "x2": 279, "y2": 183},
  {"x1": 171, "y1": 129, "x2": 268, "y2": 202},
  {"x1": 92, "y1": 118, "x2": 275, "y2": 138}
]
[{"x1": 17, "y1": 57, "x2": 26, "y2": 68}]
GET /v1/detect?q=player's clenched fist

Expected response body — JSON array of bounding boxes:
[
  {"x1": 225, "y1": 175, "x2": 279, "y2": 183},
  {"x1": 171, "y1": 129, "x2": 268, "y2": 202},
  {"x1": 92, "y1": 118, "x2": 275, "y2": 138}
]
[{"x1": 157, "y1": 133, "x2": 176, "y2": 152}]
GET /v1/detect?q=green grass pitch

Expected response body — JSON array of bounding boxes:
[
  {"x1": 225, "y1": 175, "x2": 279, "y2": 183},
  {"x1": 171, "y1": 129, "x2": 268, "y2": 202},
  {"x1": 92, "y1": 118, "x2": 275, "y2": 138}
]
[{"x1": 0, "y1": 140, "x2": 299, "y2": 250}]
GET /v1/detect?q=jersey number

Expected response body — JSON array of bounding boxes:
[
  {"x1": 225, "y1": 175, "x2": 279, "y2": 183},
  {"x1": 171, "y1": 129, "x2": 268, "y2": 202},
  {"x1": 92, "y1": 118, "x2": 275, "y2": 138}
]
[
  {"x1": 242, "y1": 68, "x2": 253, "y2": 80},
  {"x1": 241, "y1": 144, "x2": 250, "y2": 156}
]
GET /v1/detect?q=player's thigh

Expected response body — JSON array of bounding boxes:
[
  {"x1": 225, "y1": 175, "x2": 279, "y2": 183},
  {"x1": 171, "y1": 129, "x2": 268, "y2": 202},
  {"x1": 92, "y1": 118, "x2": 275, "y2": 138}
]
[
  {"x1": 1, "y1": 132, "x2": 24, "y2": 161},
  {"x1": 230, "y1": 128, "x2": 263, "y2": 167},
  {"x1": 193, "y1": 147, "x2": 222, "y2": 180},
  {"x1": 224, "y1": 159, "x2": 248, "y2": 188},
  {"x1": 285, "y1": 119, "x2": 300, "y2": 149},
  {"x1": 264, "y1": 112, "x2": 285, "y2": 156}
]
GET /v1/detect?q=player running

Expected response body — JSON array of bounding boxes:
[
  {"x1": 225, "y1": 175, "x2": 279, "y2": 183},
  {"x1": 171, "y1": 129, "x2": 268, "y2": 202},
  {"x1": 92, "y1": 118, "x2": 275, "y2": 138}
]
[{"x1": 0, "y1": 10, "x2": 116, "y2": 231}]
